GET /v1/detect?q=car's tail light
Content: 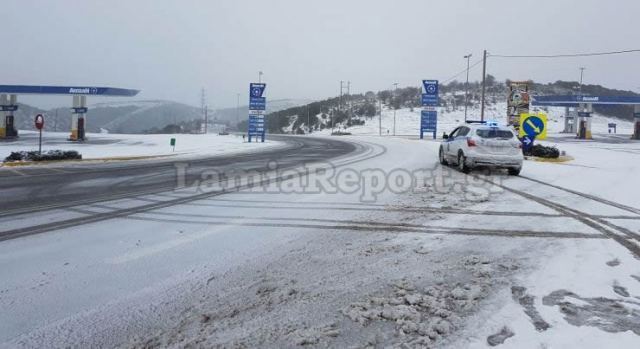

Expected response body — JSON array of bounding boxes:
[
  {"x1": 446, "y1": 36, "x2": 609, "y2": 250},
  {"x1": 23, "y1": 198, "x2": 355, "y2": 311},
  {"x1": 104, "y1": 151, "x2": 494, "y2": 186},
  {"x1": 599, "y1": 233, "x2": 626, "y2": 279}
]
[{"x1": 467, "y1": 138, "x2": 477, "y2": 147}]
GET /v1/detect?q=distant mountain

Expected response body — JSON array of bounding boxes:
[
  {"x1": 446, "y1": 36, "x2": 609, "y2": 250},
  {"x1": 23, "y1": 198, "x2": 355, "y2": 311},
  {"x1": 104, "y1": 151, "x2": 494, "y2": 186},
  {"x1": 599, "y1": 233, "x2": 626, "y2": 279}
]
[
  {"x1": 211, "y1": 98, "x2": 314, "y2": 126},
  {"x1": 11, "y1": 98, "x2": 313, "y2": 134},
  {"x1": 92, "y1": 100, "x2": 202, "y2": 133}
]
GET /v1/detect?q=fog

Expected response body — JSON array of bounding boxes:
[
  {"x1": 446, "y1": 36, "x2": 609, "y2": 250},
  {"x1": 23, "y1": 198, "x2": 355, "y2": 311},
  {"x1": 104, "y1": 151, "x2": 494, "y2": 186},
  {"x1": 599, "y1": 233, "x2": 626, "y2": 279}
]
[{"x1": 4, "y1": 0, "x2": 640, "y2": 109}]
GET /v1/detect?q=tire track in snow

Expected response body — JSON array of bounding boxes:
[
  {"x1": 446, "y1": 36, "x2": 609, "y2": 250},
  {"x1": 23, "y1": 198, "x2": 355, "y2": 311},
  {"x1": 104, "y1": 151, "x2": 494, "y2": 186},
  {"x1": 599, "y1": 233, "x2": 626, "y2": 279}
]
[
  {"x1": 0, "y1": 139, "x2": 386, "y2": 242},
  {"x1": 476, "y1": 175, "x2": 640, "y2": 258},
  {"x1": 115, "y1": 213, "x2": 602, "y2": 241},
  {"x1": 519, "y1": 175, "x2": 640, "y2": 216}
]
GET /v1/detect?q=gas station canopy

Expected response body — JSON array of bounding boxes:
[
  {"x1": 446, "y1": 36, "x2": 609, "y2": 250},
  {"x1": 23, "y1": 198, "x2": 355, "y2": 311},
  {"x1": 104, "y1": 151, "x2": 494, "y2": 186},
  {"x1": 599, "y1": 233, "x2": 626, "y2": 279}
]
[
  {"x1": 532, "y1": 95, "x2": 640, "y2": 107},
  {"x1": 531, "y1": 95, "x2": 640, "y2": 140},
  {"x1": 0, "y1": 85, "x2": 139, "y2": 97},
  {"x1": 0, "y1": 84, "x2": 140, "y2": 141}
]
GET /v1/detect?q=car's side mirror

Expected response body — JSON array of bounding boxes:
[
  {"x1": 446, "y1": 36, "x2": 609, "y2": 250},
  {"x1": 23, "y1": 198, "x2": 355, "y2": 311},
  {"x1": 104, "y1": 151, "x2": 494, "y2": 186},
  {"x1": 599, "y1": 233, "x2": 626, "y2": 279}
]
[{"x1": 442, "y1": 133, "x2": 449, "y2": 140}]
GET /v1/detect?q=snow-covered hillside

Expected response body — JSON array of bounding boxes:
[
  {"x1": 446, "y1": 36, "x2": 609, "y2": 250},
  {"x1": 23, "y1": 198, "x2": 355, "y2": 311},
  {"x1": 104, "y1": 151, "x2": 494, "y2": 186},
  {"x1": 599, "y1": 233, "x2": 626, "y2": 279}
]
[{"x1": 316, "y1": 102, "x2": 635, "y2": 137}]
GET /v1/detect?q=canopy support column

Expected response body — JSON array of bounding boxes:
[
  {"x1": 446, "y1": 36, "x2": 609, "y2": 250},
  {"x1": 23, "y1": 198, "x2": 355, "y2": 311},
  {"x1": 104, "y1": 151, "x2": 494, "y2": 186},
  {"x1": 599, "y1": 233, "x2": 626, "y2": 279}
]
[{"x1": 70, "y1": 95, "x2": 87, "y2": 141}]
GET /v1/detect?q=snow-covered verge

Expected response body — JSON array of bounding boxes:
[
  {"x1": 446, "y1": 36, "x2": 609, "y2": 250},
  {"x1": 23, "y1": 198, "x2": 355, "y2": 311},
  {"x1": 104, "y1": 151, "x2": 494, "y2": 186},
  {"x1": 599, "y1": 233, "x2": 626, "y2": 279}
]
[
  {"x1": 1, "y1": 136, "x2": 639, "y2": 348},
  {"x1": 315, "y1": 102, "x2": 635, "y2": 137},
  {"x1": 0, "y1": 131, "x2": 284, "y2": 163}
]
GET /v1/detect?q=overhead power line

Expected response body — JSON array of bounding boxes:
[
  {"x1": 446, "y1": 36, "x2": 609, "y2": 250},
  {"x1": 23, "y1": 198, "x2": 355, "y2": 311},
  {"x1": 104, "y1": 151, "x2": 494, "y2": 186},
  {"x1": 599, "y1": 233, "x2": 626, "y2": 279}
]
[
  {"x1": 441, "y1": 58, "x2": 484, "y2": 84},
  {"x1": 489, "y1": 48, "x2": 640, "y2": 59}
]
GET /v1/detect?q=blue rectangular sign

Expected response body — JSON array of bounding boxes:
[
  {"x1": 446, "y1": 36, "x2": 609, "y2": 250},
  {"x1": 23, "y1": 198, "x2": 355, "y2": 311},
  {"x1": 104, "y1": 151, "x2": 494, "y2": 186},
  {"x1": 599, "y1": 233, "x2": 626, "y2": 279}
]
[
  {"x1": 1, "y1": 105, "x2": 18, "y2": 111},
  {"x1": 248, "y1": 114, "x2": 266, "y2": 142},
  {"x1": 577, "y1": 112, "x2": 592, "y2": 118},
  {"x1": 249, "y1": 97, "x2": 266, "y2": 111},
  {"x1": 72, "y1": 107, "x2": 88, "y2": 113},
  {"x1": 420, "y1": 110, "x2": 437, "y2": 139},
  {"x1": 248, "y1": 83, "x2": 267, "y2": 142},
  {"x1": 421, "y1": 94, "x2": 438, "y2": 106}
]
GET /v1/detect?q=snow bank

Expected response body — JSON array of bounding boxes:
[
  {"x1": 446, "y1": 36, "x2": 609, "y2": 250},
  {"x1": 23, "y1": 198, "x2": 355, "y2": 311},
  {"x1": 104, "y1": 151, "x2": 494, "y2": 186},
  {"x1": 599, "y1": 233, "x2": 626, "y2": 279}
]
[{"x1": 0, "y1": 131, "x2": 284, "y2": 162}]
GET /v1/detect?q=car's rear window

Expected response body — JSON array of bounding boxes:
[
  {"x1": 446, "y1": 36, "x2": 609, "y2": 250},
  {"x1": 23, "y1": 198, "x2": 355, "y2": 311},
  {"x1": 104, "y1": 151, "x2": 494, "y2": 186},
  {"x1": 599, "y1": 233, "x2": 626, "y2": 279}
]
[{"x1": 476, "y1": 128, "x2": 514, "y2": 139}]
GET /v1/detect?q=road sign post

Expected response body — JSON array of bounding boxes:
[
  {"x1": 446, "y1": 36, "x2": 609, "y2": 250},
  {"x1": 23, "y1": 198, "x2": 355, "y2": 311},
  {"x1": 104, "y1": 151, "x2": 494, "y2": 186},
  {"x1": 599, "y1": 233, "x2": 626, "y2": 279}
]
[
  {"x1": 170, "y1": 138, "x2": 176, "y2": 152},
  {"x1": 420, "y1": 80, "x2": 438, "y2": 139},
  {"x1": 34, "y1": 114, "x2": 44, "y2": 155},
  {"x1": 248, "y1": 83, "x2": 267, "y2": 143}
]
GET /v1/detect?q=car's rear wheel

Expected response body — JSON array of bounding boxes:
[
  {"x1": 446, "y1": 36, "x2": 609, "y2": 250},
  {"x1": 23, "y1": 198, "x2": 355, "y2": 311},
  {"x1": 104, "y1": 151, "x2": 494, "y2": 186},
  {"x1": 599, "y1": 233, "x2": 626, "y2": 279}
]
[
  {"x1": 439, "y1": 147, "x2": 448, "y2": 165},
  {"x1": 457, "y1": 152, "x2": 470, "y2": 174},
  {"x1": 508, "y1": 167, "x2": 521, "y2": 176}
]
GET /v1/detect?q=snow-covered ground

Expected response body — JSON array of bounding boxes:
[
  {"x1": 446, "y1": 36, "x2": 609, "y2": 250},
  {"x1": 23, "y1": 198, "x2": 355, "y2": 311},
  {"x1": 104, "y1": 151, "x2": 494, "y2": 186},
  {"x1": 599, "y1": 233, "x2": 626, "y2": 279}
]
[
  {"x1": 1, "y1": 135, "x2": 639, "y2": 348},
  {"x1": 318, "y1": 102, "x2": 636, "y2": 137},
  {"x1": 0, "y1": 131, "x2": 284, "y2": 162}
]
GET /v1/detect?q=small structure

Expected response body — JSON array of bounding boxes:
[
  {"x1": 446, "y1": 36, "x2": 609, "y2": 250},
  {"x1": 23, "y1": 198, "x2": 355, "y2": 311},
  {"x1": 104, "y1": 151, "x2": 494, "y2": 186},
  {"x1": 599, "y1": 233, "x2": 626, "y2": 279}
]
[{"x1": 0, "y1": 85, "x2": 139, "y2": 141}]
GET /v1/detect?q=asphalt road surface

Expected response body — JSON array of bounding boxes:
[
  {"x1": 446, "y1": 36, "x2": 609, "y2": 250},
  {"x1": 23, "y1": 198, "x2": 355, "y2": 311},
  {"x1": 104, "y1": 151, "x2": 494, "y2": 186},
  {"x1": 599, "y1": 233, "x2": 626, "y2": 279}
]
[{"x1": 0, "y1": 135, "x2": 357, "y2": 218}]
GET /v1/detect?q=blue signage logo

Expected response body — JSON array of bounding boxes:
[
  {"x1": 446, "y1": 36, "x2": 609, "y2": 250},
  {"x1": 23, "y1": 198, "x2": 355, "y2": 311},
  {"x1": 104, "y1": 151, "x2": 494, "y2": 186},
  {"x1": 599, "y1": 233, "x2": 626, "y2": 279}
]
[
  {"x1": 421, "y1": 80, "x2": 439, "y2": 107},
  {"x1": 250, "y1": 83, "x2": 266, "y2": 98},
  {"x1": 422, "y1": 80, "x2": 438, "y2": 95}
]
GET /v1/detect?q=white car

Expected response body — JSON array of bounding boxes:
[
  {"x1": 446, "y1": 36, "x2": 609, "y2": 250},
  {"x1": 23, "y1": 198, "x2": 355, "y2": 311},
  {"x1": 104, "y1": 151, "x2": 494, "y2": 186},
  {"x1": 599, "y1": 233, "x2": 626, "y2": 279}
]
[{"x1": 439, "y1": 122, "x2": 523, "y2": 175}]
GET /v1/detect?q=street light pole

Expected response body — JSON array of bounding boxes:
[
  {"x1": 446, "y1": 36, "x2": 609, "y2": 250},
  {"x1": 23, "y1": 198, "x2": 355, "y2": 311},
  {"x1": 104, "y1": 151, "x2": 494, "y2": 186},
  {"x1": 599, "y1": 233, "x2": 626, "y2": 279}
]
[
  {"x1": 464, "y1": 53, "x2": 472, "y2": 121},
  {"x1": 579, "y1": 67, "x2": 586, "y2": 95},
  {"x1": 393, "y1": 83, "x2": 398, "y2": 136}
]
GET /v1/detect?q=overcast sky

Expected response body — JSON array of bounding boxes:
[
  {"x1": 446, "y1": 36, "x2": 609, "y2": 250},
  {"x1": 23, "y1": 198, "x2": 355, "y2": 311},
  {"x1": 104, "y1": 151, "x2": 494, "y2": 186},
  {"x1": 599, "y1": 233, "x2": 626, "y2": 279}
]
[{"x1": 5, "y1": 0, "x2": 640, "y2": 109}]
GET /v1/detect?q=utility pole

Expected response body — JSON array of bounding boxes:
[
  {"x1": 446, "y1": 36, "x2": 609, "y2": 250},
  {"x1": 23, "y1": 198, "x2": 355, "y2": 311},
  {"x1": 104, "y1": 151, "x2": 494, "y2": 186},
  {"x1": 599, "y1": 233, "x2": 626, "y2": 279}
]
[
  {"x1": 339, "y1": 80, "x2": 343, "y2": 113},
  {"x1": 236, "y1": 93, "x2": 240, "y2": 128},
  {"x1": 307, "y1": 105, "x2": 311, "y2": 134},
  {"x1": 379, "y1": 99, "x2": 382, "y2": 136},
  {"x1": 201, "y1": 88, "x2": 207, "y2": 134},
  {"x1": 331, "y1": 109, "x2": 335, "y2": 134},
  {"x1": 579, "y1": 67, "x2": 586, "y2": 95},
  {"x1": 464, "y1": 53, "x2": 472, "y2": 121},
  {"x1": 347, "y1": 81, "x2": 351, "y2": 126},
  {"x1": 393, "y1": 83, "x2": 398, "y2": 136},
  {"x1": 480, "y1": 50, "x2": 487, "y2": 122},
  {"x1": 204, "y1": 106, "x2": 208, "y2": 134}
]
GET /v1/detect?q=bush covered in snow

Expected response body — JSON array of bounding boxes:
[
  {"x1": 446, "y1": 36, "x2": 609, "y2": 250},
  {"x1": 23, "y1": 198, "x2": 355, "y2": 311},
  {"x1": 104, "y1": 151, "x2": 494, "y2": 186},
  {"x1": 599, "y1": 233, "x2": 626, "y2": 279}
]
[{"x1": 4, "y1": 150, "x2": 82, "y2": 163}]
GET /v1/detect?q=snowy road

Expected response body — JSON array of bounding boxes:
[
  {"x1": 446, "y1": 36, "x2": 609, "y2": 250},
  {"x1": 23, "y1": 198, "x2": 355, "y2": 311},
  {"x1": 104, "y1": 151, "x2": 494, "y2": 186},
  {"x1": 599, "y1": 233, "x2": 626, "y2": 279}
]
[
  {"x1": 1, "y1": 135, "x2": 640, "y2": 348},
  {"x1": 0, "y1": 135, "x2": 353, "y2": 221}
]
